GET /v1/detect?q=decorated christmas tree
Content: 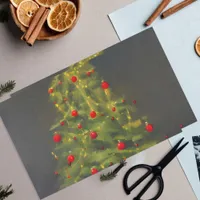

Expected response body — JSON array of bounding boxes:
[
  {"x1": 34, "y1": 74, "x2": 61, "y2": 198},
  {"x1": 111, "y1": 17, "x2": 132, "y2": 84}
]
[{"x1": 48, "y1": 52, "x2": 156, "y2": 188}]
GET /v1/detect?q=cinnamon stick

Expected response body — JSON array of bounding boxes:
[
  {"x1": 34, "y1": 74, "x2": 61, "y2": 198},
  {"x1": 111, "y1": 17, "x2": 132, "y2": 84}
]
[
  {"x1": 23, "y1": 6, "x2": 46, "y2": 41},
  {"x1": 144, "y1": 0, "x2": 172, "y2": 26},
  {"x1": 161, "y1": 0, "x2": 196, "y2": 19},
  {"x1": 27, "y1": 9, "x2": 50, "y2": 46}
]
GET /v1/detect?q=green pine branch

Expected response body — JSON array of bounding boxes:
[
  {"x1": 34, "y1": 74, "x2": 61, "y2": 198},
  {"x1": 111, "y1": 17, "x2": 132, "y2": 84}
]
[
  {"x1": 0, "y1": 80, "x2": 16, "y2": 97},
  {"x1": 0, "y1": 184, "x2": 14, "y2": 200},
  {"x1": 0, "y1": 6, "x2": 9, "y2": 23},
  {"x1": 100, "y1": 160, "x2": 127, "y2": 181}
]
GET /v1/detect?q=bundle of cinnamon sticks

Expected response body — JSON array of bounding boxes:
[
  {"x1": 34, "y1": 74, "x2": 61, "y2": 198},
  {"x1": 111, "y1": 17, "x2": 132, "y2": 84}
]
[
  {"x1": 22, "y1": 6, "x2": 50, "y2": 46},
  {"x1": 145, "y1": 0, "x2": 197, "y2": 26}
]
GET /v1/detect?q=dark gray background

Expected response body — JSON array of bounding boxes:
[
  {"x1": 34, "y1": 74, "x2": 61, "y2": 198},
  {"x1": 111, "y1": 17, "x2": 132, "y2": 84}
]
[{"x1": 0, "y1": 28, "x2": 196, "y2": 199}]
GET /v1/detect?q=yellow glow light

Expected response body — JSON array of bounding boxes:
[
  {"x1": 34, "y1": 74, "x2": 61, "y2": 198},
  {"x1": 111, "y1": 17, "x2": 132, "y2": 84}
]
[{"x1": 101, "y1": 165, "x2": 105, "y2": 169}]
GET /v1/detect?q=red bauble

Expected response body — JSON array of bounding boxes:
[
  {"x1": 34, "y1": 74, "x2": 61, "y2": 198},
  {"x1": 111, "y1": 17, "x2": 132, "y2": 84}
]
[
  {"x1": 101, "y1": 81, "x2": 109, "y2": 89},
  {"x1": 133, "y1": 100, "x2": 137, "y2": 104},
  {"x1": 135, "y1": 143, "x2": 139, "y2": 147},
  {"x1": 63, "y1": 98, "x2": 68, "y2": 102},
  {"x1": 54, "y1": 171, "x2": 59, "y2": 175},
  {"x1": 71, "y1": 76, "x2": 77, "y2": 82},
  {"x1": 91, "y1": 168, "x2": 98, "y2": 175},
  {"x1": 90, "y1": 111, "x2": 97, "y2": 118},
  {"x1": 180, "y1": 124, "x2": 183, "y2": 128},
  {"x1": 48, "y1": 88, "x2": 54, "y2": 94},
  {"x1": 112, "y1": 107, "x2": 116, "y2": 112},
  {"x1": 68, "y1": 175, "x2": 71, "y2": 179},
  {"x1": 53, "y1": 101, "x2": 57, "y2": 104},
  {"x1": 111, "y1": 117, "x2": 115, "y2": 121},
  {"x1": 86, "y1": 71, "x2": 91, "y2": 76},
  {"x1": 145, "y1": 124, "x2": 154, "y2": 132},
  {"x1": 91, "y1": 69, "x2": 95, "y2": 73},
  {"x1": 53, "y1": 134, "x2": 62, "y2": 143},
  {"x1": 122, "y1": 99, "x2": 125, "y2": 103},
  {"x1": 71, "y1": 110, "x2": 78, "y2": 117},
  {"x1": 117, "y1": 142, "x2": 125, "y2": 150},
  {"x1": 67, "y1": 155, "x2": 75, "y2": 163},
  {"x1": 73, "y1": 136, "x2": 77, "y2": 140},
  {"x1": 78, "y1": 124, "x2": 82, "y2": 129},
  {"x1": 60, "y1": 121, "x2": 65, "y2": 126},
  {"x1": 90, "y1": 131, "x2": 98, "y2": 139},
  {"x1": 58, "y1": 81, "x2": 62, "y2": 85}
]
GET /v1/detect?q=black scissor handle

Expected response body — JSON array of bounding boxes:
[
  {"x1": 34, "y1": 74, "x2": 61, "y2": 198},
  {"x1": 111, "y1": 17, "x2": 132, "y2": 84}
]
[
  {"x1": 123, "y1": 164, "x2": 152, "y2": 195},
  {"x1": 123, "y1": 164, "x2": 164, "y2": 200}
]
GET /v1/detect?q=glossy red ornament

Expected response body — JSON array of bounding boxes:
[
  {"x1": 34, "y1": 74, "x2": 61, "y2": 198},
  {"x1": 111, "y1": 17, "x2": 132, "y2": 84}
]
[
  {"x1": 90, "y1": 131, "x2": 98, "y2": 139},
  {"x1": 53, "y1": 134, "x2": 62, "y2": 143},
  {"x1": 111, "y1": 117, "x2": 115, "y2": 121},
  {"x1": 63, "y1": 98, "x2": 68, "y2": 102},
  {"x1": 180, "y1": 124, "x2": 183, "y2": 128},
  {"x1": 71, "y1": 76, "x2": 77, "y2": 82},
  {"x1": 67, "y1": 155, "x2": 75, "y2": 163},
  {"x1": 122, "y1": 99, "x2": 125, "y2": 103},
  {"x1": 112, "y1": 107, "x2": 116, "y2": 112},
  {"x1": 86, "y1": 71, "x2": 91, "y2": 76},
  {"x1": 145, "y1": 124, "x2": 154, "y2": 132},
  {"x1": 135, "y1": 143, "x2": 139, "y2": 147},
  {"x1": 90, "y1": 111, "x2": 97, "y2": 118},
  {"x1": 54, "y1": 171, "x2": 59, "y2": 175},
  {"x1": 91, "y1": 168, "x2": 98, "y2": 175},
  {"x1": 53, "y1": 101, "x2": 57, "y2": 104},
  {"x1": 60, "y1": 121, "x2": 65, "y2": 126},
  {"x1": 58, "y1": 81, "x2": 62, "y2": 85},
  {"x1": 133, "y1": 100, "x2": 137, "y2": 104},
  {"x1": 71, "y1": 110, "x2": 78, "y2": 117},
  {"x1": 77, "y1": 124, "x2": 82, "y2": 129},
  {"x1": 117, "y1": 142, "x2": 125, "y2": 150},
  {"x1": 73, "y1": 137, "x2": 77, "y2": 140},
  {"x1": 91, "y1": 69, "x2": 95, "y2": 73},
  {"x1": 48, "y1": 88, "x2": 54, "y2": 94},
  {"x1": 101, "y1": 81, "x2": 109, "y2": 89}
]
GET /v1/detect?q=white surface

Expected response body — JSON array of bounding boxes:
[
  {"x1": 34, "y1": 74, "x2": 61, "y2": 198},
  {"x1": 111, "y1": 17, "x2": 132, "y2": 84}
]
[{"x1": 109, "y1": 0, "x2": 200, "y2": 199}]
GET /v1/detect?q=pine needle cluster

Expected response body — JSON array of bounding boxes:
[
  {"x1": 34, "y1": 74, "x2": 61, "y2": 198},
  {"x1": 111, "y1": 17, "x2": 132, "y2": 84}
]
[
  {"x1": 0, "y1": 184, "x2": 14, "y2": 200},
  {"x1": 0, "y1": 80, "x2": 16, "y2": 97}
]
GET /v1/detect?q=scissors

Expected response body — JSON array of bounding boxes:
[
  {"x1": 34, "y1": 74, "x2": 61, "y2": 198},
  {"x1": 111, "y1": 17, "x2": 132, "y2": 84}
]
[{"x1": 123, "y1": 138, "x2": 188, "y2": 200}]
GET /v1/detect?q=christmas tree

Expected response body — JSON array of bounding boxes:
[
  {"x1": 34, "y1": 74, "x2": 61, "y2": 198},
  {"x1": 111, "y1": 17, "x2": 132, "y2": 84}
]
[{"x1": 49, "y1": 52, "x2": 156, "y2": 188}]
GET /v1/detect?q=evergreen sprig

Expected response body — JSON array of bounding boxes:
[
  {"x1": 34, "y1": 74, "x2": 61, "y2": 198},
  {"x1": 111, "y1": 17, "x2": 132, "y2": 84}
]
[
  {"x1": 0, "y1": 6, "x2": 9, "y2": 23},
  {"x1": 100, "y1": 160, "x2": 127, "y2": 181},
  {"x1": 0, "y1": 184, "x2": 14, "y2": 200},
  {"x1": 0, "y1": 80, "x2": 16, "y2": 97}
]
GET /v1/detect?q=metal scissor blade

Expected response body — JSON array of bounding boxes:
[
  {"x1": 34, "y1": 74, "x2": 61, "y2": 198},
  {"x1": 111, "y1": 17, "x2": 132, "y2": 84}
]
[{"x1": 157, "y1": 138, "x2": 189, "y2": 169}]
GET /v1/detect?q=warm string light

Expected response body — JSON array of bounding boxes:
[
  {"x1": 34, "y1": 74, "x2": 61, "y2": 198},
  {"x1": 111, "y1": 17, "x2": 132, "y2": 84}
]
[{"x1": 51, "y1": 152, "x2": 58, "y2": 160}]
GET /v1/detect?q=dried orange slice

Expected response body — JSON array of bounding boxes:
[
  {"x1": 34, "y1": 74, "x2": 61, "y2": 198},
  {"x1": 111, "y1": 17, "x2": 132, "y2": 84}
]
[
  {"x1": 195, "y1": 37, "x2": 200, "y2": 57},
  {"x1": 47, "y1": 1, "x2": 77, "y2": 32},
  {"x1": 10, "y1": 0, "x2": 25, "y2": 8},
  {"x1": 17, "y1": 0, "x2": 39, "y2": 27},
  {"x1": 35, "y1": 0, "x2": 60, "y2": 8}
]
